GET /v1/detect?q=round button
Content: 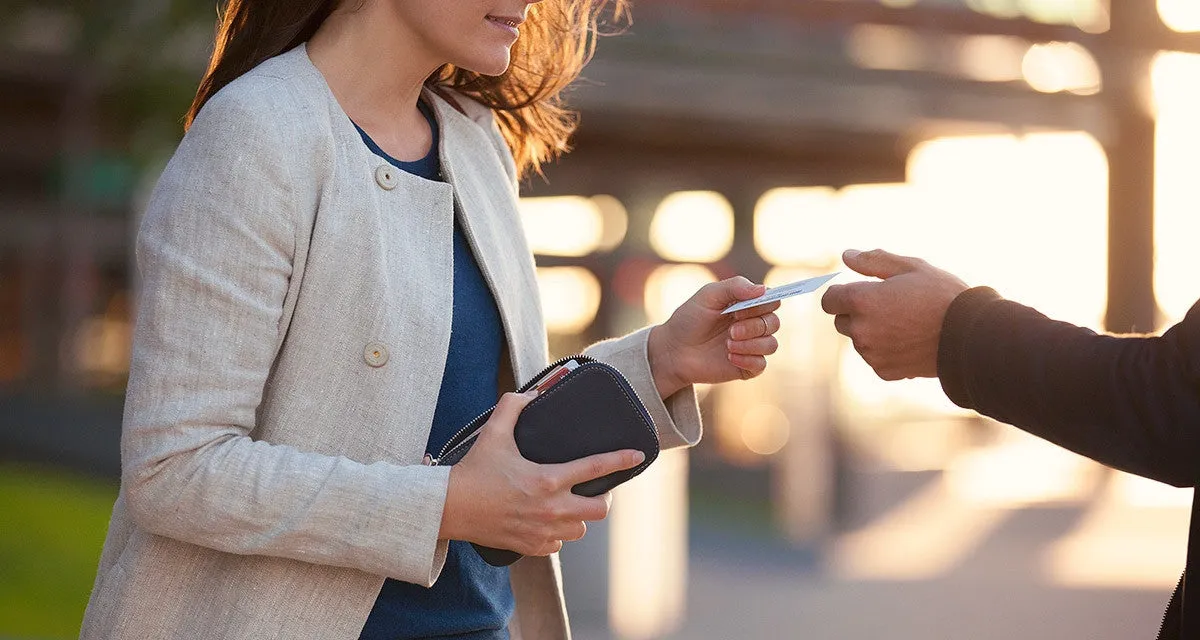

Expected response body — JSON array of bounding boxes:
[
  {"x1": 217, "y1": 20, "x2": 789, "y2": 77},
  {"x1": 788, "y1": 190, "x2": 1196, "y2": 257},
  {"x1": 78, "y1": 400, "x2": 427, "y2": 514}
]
[
  {"x1": 363, "y1": 341, "x2": 390, "y2": 368},
  {"x1": 374, "y1": 165, "x2": 398, "y2": 191}
]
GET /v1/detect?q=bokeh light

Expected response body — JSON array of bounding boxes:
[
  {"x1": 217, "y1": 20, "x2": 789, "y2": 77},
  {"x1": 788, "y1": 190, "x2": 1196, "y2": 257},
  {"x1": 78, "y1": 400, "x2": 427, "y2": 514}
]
[
  {"x1": 1159, "y1": 0, "x2": 1200, "y2": 32},
  {"x1": 519, "y1": 196, "x2": 604, "y2": 257},
  {"x1": 643, "y1": 264, "x2": 718, "y2": 325},
  {"x1": 954, "y1": 35, "x2": 1028, "y2": 83},
  {"x1": 591, "y1": 194, "x2": 630, "y2": 252},
  {"x1": 754, "y1": 187, "x2": 839, "y2": 267},
  {"x1": 965, "y1": 0, "x2": 1109, "y2": 31},
  {"x1": 1022, "y1": 41, "x2": 1102, "y2": 95},
  {"x1": 845, "y1": 24, "x2": 927, "y2": 72},
  {"x1": 535, "y1": 267, "x2": 602, "y2": 334},
  {"x1": 738, "y1": 403, "x2": 791, "y2": 456},
  {"x1": 649, "y1": 191, "x2": 735, "y2": 263}
]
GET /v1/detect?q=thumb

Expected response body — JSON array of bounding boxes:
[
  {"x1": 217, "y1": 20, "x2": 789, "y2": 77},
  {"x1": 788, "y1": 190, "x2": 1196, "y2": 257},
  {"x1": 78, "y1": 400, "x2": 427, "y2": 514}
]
[
  {"x1": 700, "y1": 276, "x2": 766, "y2": 309},
  {"x1": 481, "y1": 391, "x2": 536, "y2": 446},
  {"x1": 842, "y1": 248, "x2": 918, "y2": 280}
]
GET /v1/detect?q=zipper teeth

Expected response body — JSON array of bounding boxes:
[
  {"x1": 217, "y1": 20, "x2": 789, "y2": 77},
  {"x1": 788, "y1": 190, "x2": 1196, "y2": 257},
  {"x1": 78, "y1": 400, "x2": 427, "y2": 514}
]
[
  {"x1": 432, "y1": 355, "x2": 595, "y2": 464},
  {"x1": 609, "y1": 369, "x2": 657, "y2": 443}
]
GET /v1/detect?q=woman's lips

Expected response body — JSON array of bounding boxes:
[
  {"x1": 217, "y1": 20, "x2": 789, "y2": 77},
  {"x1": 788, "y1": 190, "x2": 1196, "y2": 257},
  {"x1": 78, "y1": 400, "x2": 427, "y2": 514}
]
[{"x1": 486, "y1": 15, "x2": 522, "y2": 37}]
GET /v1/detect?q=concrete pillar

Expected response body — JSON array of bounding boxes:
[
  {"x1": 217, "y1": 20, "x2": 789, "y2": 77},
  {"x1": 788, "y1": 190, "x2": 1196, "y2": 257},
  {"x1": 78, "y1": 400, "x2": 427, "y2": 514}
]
[{"x1": 1103, "y1": 0, "x2": 1160, "y2": 334}]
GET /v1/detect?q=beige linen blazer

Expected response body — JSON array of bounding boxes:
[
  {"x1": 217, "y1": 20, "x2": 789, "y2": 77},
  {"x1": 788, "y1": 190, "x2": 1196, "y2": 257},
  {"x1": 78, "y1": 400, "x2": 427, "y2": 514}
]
[{"x1": 80, "y1": 45, "x2": 701, "y2": 640}]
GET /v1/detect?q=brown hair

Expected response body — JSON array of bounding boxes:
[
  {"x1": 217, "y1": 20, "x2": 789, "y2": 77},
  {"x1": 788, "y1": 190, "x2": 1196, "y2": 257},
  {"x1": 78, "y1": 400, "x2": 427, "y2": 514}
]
[{"x1": 185, "y1": 0, "x2": 628, "y2": 178}]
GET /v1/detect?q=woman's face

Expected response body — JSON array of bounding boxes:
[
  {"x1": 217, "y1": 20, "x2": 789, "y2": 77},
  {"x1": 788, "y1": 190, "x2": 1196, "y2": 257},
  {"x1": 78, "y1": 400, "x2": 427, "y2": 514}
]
[{"x1": 389, "y1": 0, "x2": 544, "y2": 76}]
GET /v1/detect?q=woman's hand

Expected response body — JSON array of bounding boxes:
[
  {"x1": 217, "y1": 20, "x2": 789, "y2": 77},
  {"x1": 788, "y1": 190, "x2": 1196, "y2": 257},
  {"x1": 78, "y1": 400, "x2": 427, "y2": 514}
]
[
  {"x1": 439, "y1": 392, "x2": 645, "y2": 556},
  {"x1": 648, "y1": 276, "x2": 782, "y2": 398}
]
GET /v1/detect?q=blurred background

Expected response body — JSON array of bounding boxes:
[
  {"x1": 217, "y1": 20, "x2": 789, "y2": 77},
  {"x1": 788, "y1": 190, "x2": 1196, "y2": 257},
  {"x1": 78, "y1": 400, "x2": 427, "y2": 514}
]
[{"x1": 2, "y1": 0, "x2": 1199, "y2": 638}]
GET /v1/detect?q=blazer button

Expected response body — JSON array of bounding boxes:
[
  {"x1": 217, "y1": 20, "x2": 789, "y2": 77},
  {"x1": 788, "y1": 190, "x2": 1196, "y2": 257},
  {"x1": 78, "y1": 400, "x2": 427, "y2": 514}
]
[
  {"x1": 363, "y1": 342, "x2": 390, "y2": 368},
  {"x1": 374, "y1": 165, "x2": 398, "y2": 191}
]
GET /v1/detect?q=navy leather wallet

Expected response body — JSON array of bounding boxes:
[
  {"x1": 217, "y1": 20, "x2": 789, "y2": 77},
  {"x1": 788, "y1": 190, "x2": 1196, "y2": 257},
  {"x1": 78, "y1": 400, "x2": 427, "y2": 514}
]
[{"x1": 431, "y1": 355, "x2": 660, "y2": 566}]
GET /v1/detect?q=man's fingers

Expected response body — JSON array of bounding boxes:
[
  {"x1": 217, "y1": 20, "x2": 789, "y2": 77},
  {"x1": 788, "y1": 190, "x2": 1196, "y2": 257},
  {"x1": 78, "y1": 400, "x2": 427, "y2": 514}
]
[
  {"x1": 821, "y1": 282, "x2": 867, "y2": 315},
  {"x1": 833, "y1": 313, "x2": 853, "y2": 337},
  {"x1": 556, "y1": 449, "x2": 645, "y2": 487},
  {"x1": 842, "y1": 248, "x2": 919, "y2": 280}
]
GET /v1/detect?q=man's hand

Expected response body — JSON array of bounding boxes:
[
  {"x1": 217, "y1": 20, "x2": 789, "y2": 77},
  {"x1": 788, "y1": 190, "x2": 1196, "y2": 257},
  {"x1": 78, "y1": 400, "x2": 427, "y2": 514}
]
[{"x1": 821, "y1": 249, "x2": 969, "y2": 380}]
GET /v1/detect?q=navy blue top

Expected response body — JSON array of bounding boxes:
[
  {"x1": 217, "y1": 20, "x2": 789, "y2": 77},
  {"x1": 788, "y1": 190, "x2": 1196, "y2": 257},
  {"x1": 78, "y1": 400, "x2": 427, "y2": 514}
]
[{"x1": 356, "y1": 99, "x2": 513, "y2": 640}]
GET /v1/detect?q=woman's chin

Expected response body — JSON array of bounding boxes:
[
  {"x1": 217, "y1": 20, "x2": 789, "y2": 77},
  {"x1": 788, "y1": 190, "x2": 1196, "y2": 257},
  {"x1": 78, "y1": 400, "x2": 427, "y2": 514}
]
[{"x1": 455, "y1": 53, "x2": 511, "y2": 78}]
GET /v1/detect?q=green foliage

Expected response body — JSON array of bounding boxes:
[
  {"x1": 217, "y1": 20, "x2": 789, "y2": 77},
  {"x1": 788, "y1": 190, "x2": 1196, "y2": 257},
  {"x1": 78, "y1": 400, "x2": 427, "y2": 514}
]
[{"x1": 0, "y1": 464, "x2": 118, "y2": 638}]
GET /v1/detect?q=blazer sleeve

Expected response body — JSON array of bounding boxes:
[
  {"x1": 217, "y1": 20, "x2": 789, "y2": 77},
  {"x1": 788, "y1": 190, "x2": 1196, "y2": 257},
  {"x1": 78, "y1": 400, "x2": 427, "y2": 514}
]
[
  {"x1": 120, "y1": 87, "x2": 450, "y2": 587},
  {"x1": 584, "y1": 328, "x2": 704, "y2": 450},
  {"x1": 938, "y1": 287, "x2": 1200, "y2": 487}
]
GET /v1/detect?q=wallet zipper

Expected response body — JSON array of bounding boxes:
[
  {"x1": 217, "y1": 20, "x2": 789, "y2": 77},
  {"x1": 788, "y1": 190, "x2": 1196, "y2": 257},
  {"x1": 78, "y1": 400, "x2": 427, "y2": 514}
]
[{"x1": 429, "y1": 355, "x2": 598, "y2": 466}]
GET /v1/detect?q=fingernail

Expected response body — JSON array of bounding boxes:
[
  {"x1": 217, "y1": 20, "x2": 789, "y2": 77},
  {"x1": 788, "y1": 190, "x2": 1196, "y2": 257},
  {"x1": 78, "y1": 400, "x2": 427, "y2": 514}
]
[
  {"x1": 844, "y1": 249, "x2": 861, "y2": 260},
  {"x1": 522, "y1": 389, "x2": 538, "y2": 398},
  {"x1": 633, "y1": 451, "x2": 646, "y2": 464}
]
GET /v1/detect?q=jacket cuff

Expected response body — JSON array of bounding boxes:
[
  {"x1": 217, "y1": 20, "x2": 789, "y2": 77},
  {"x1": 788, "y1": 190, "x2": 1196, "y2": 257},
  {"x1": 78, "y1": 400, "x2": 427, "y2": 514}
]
[
  {"x1": 375, "y1": 464, "x2": 451, "y2": 586},
  {"x1": 583, "y1": 326, "x2": 703, "y2": 450},
  {"x1": 937, "y1": 286, "x2": 1004, "y2": 411}
]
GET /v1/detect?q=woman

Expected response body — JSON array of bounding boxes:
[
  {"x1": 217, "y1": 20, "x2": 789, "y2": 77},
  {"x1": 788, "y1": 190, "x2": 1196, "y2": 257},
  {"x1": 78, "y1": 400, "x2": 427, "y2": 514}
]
[{"x1": 81, "y1": 1, "x2": 782, "y2": 639}]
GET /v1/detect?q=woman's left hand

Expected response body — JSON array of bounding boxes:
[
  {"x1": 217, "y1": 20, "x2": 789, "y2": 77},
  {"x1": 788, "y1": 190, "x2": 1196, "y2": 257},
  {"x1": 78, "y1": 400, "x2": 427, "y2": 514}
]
[{"x1": 648, "y1": 276, "x2": 782, "y2": 398}]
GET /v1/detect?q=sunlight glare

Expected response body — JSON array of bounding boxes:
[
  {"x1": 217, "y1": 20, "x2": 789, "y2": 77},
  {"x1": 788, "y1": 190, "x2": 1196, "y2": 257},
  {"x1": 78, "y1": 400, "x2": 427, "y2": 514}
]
[
  {"x1": 1152, "y1": 52, "x2": 1200, "y2": 327},
  {"x1": 833, "y1": 479, "x2": 1006, "y2": 580},
  {"x1": 905, "y1": 132, "x2": 1108, "y2": 328},
  {"x1": 1044, "y1": 475, "x2": 1189, "y2": 589},
  {"x1": 944, "y1": 430, "x2": 1101, "y2": 506}
]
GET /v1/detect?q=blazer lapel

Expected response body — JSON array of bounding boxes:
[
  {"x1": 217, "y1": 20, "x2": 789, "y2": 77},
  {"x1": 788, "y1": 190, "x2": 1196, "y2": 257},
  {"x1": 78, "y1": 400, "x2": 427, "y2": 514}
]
[{"x1": 427, "y1": 93, "x2": 548, "y2": 385}]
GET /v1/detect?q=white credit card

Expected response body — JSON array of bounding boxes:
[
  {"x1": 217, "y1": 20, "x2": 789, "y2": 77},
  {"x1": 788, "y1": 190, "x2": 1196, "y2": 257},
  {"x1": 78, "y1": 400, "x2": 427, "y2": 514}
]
[{"x1": 721, "y1": 272, "x2": 840, "y2": 315}]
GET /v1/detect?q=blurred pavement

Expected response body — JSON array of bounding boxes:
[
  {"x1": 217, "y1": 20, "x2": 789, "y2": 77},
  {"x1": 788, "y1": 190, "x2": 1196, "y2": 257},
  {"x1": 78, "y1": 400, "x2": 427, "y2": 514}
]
[{"x1": 574, "y1": 462, "x2": 1184, "y2": 640}]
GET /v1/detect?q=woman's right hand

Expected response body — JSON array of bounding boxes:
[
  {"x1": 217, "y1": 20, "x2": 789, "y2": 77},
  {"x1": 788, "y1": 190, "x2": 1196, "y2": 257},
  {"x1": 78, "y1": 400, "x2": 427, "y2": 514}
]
[{"x1": 438, "y1": 391, "x2": 645, "y2": 556}]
